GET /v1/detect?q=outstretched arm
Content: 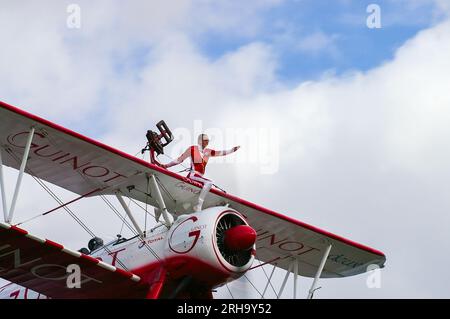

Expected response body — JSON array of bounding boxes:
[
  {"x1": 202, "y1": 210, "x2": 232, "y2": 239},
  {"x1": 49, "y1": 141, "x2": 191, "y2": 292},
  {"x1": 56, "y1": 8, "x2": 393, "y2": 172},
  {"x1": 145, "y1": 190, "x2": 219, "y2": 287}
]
[
  {"x1": 209, "y1": 146, "x2": 240, "y2": 157},
  {"x1": 161, "y1": 147, "x2": 191, "y2": 169}
]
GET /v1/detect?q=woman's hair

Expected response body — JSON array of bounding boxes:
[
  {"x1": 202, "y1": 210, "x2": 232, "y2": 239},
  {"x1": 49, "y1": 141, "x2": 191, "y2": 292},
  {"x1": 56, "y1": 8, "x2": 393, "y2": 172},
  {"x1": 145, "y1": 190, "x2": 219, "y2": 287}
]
[{"x1": 198, "y1": 133, "x2": 209, "y2": 142}]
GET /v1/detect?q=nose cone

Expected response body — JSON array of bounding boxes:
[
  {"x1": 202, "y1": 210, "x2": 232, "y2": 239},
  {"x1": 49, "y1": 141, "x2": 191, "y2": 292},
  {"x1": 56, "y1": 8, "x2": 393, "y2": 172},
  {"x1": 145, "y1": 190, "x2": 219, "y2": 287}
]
[{"x1": 224, "y1": 225, "x2": 257, "y2": 251}]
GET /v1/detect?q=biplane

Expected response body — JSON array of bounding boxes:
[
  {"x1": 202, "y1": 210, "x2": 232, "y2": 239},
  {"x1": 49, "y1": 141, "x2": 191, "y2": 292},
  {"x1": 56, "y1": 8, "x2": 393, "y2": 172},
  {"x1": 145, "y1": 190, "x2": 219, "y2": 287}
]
[{"x1": 0, "y1": 100, "x2": 385, "y2": 299}]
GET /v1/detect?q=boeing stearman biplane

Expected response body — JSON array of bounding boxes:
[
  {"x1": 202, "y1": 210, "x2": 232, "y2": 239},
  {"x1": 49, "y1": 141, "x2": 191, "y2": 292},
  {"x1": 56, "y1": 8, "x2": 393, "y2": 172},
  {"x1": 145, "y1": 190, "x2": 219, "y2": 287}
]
[{"x1": 0, "y1": 100, "x2": 386, "y2": 299}]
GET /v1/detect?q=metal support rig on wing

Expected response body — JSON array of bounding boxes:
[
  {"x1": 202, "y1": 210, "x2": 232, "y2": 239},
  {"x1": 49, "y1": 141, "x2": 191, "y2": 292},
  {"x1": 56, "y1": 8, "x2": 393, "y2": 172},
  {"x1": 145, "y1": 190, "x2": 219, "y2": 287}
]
[{"x1": 141, "y1": 120, "x2": 173, "y2": 165}]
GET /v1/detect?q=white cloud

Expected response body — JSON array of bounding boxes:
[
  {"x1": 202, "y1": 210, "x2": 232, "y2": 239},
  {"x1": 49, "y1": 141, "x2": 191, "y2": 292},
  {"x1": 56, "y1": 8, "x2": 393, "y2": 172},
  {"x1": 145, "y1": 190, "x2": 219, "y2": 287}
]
[
  {"x1": 435, "y1": 0, "x2": 450, "y2": 13},
  {"x1": 296, "y1": 31, "x2": 340, "y2": 55},
  {"x1": 269, "y1": 21, "x2": 340, "y2": 58},
  {"x1": 188, "y1": 0, "x2": 283, "y2": 37},
  {"x1": 213, "y1": 19, "x2": 450, "y2": 298},
  {"x1": 100, "y1": 37, "x2": 279, "y2": 153},
  {"x1": 0, "y1": 0, "x2": 280, "y2": 123}
]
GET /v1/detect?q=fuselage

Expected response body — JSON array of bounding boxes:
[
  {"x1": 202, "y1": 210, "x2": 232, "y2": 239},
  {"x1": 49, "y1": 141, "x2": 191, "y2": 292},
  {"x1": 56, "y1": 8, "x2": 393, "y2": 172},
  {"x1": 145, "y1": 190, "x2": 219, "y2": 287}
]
[{"x1": 0, "y1": 206, "x2": 256, "y2": 299}]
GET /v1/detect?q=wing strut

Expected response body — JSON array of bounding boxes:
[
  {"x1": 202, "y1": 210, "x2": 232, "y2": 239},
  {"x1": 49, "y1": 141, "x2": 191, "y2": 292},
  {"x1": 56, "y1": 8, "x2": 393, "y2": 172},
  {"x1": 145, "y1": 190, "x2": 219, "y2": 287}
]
[
  {"x1": 3, "y1": 127, "x2": 35, "y2": 224},
  {"x1": 307, "y1": 244, "x2": 332, "y2": 299},
  {"x1": 148, "y1": 174, "x2": 173, "y2": 227},
  {"x1": 277, "y1": 259, "x2": 295, "y2": 299},
  {"x1": 115, "y1": 192, "x2": 145, "y2": 238},
  {"x1": 293, "y1": 257, "x2": 299, "y2": 298},
  {"x1": 0, "y1": 148, "x2": 8, "y2": 222},
  {"x1": 273, "y1": 244, "x2": 333, "y2": 299}
]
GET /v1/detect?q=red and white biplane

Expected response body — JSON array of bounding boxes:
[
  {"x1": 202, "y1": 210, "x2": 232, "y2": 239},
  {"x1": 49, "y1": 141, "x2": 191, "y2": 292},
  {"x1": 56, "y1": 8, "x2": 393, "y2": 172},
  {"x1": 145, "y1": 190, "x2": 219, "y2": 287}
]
[{"x1": 0, "y1": 100, "x2": 385, "y2": 299}]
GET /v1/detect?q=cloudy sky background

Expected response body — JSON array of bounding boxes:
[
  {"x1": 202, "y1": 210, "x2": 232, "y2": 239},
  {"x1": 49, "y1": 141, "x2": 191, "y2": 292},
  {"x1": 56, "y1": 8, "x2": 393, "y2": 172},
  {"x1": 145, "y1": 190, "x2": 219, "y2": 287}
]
[{"x1": 1, "y1": 0, "x2": 450, "y2": 298}]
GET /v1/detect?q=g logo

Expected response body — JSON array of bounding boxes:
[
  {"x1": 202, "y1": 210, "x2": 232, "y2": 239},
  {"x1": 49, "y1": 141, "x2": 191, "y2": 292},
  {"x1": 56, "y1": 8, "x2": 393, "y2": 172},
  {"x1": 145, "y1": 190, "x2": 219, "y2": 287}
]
[{"x1": 168, "y1": 216, "x2": 201, "y2": 254}]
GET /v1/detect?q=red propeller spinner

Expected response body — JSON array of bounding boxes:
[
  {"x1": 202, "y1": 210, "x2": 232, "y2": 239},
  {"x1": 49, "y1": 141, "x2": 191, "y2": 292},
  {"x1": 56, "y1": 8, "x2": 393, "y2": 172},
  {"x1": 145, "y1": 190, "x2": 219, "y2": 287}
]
[{"x1": 223, "y1": 225, "x2": 257, "y2": 251}]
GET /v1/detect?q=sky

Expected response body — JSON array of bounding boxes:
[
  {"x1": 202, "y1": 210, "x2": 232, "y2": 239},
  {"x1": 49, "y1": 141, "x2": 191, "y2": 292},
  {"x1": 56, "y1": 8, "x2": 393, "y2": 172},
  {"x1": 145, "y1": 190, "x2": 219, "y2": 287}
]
[{"x1": 1, "y1": 0, "x2": 450, "y2": 298}]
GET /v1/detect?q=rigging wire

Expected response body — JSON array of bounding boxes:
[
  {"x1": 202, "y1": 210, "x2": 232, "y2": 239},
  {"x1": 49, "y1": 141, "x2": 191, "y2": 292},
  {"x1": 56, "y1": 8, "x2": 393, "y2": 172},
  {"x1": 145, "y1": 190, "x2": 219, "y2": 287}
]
[
  {"x1": 43, "y1": 129, "x2": 165, "y2": 263},
  {"x1": 144, "y1": 176, "x2": 149, "y2": 235},
  {"x1": 71, "y1": 163, "x2": 164, "y2": 262},
  {"x1": 14, "y1": 188, "x2": 101, "y2": 226},
  {"x1": 242, "y1": 273, "x2": 264, "y2": 299},
  {"x1": 118, "y1": 197, "x2": 131, "y2": 237},
  {"x1": 225, "y1": 284, "x2": 235, "y2": 299},
  {"x1": 21, "y1": 133, "x2": 162, "y2": 264},
  {"x1": 257, "y1": 260, "x2": 279, "y2": 298},
  {"x1": 5, "y1": 149, "x2": 130, "y2": 270},
  {"x1": 94, "y1": 192, "x2": 163, "y2": 262},
  {"x1": 154, "y1": 174, "x2": 176, "y2": 203},
  {"x1": 127, "y1": 196, "x2": 155, "y2": 219}
]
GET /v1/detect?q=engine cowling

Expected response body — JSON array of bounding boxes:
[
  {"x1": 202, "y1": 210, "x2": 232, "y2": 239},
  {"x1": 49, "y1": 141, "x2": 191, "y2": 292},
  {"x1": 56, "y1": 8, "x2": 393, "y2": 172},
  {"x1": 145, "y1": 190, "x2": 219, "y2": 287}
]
[{"x1": 164, "y1": 206, "x2": 256, "y2": 287}]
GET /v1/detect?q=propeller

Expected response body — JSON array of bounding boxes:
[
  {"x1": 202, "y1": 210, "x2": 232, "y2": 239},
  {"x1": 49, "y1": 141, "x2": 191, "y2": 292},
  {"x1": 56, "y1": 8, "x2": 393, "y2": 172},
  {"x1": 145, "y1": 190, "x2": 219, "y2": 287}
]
[
  {"x1": 215, "y1": 215, "x2": 256, "y2": 267},
  {"x1": 215, "y1": 214, "x2": 257, "y2": 298}
]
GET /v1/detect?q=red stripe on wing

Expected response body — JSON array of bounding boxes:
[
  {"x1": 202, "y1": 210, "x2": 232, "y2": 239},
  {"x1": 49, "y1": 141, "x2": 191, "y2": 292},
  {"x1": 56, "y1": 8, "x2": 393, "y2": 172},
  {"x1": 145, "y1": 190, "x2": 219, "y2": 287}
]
[{"x1": 0, "y1": 223, "x2": 148, "y2": 298}]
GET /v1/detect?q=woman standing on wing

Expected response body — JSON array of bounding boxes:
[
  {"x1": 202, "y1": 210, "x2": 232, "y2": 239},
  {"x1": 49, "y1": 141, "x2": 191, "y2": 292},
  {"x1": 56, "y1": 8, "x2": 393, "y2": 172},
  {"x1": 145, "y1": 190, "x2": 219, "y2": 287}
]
[{"x1": 161, "y1": 133, "x2": 240, "y2": 212}]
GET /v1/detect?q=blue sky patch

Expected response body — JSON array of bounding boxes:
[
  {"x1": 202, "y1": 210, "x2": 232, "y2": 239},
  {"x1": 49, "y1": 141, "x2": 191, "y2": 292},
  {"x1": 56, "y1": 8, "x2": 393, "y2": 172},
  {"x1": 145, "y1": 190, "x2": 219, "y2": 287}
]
[{"x1": 197, "y1": 0, "x2": 444, "y2": 83}]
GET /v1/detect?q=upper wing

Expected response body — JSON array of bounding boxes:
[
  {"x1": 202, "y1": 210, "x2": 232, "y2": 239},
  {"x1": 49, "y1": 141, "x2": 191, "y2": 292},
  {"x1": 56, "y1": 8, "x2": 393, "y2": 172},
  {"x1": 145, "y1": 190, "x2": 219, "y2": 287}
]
[
  {"x1": 0, "y1": 101, "x2": 157, "y2": 197},
  {"x1": 0, "y1": 101, "x2": 386, "y2": 278},
  {"x1": 0, "y1": 222, "x2": 148, "y2": 298},
  {"x1": 233, "y1": 199, "x2": 386, "y2": 278}
]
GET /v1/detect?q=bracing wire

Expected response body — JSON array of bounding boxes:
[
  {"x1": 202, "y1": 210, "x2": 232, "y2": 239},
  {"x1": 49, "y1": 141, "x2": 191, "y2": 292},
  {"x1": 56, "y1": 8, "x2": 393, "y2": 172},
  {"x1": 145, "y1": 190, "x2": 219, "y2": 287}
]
[
  {"x1": 6, "y1": 149, "x2": 130, "y2": 270},
  {"x1": 242, "y1": 274, "x2": 265, "y2": 299},
  {"x1": 258, "y1": 260, "x2": 278, "y2": 298},
  {"x1": 119, "y1": 197, "x2": 131, "y2": 237},
  {"x1": 144, "y1": 176, "x2": 149, "y2": 235},
  {"x1": 96, "y1": 192, "x2": 162, "y2": 262},
  {"x1": 154, "y1": 174, "x2": 176, "y2": 203},
  {"x1": 9, "y1": 132, "x2": 160, "y2": 267},
  {"x1": 44, "y1": 131, "x2": 165, "y2": 263},
  {"x1": 127, "y1": 196, "x2": 155, "y2": 219},
  {"x1": 225, "y1": 284, "x2": 235, "y2": 299}
]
